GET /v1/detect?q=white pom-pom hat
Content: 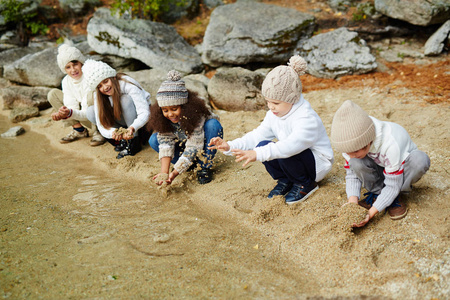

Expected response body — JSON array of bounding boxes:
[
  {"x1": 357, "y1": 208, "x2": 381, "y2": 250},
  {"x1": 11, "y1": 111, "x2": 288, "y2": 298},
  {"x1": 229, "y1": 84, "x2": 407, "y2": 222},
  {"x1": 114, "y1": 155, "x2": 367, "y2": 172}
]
[
  {"x1": 57, "y1": 44, "x2": 86, "y2": 73},
  {"x1": 156, "y1": 70, "x2": 188, "y2": 107},
  {"x1": 81, "y1": 59, "x2": 117, "y2": 92},
  {"x1": 261, "y1": 55, "x2": 308, "y2": 104}
]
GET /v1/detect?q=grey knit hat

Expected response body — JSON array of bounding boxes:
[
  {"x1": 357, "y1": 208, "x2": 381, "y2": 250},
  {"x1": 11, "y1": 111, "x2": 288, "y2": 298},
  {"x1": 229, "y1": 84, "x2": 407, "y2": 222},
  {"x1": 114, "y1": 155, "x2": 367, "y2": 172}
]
[
  {"x1": 156, "y1": 70, "x2": 188, "y2": 107},
  {"x1": 331, "y1": 100, "x2": 376, "y2": 153},
  {"x1": 57, "y1": 44, "x2": 86, "y2": 73},
  {"x1": 261, "y1": 55, "x2": 308, "y2": 104},
  {"x1": 81, "y1": 59, "x2": 117, "y2": 91}
]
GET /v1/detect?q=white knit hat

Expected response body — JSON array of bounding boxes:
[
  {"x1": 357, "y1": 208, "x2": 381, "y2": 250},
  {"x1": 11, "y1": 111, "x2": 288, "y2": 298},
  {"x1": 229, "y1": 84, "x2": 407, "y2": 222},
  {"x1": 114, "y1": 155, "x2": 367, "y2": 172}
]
[
  {"x1": 82, "y1": 59, "x2": 117, "y2": 91},
  {"x1": 261, "y1": 55, "x2": 308, "y2": 104},
  {"x1": 156, "y1": 70, "x2": 188, "y2": 107},
  {"x1": 331, "y1": 100, "x2": 376, "y2": 153},
  {"x1": 57, "y1": 44, "x2": 86, "y2": 73}
]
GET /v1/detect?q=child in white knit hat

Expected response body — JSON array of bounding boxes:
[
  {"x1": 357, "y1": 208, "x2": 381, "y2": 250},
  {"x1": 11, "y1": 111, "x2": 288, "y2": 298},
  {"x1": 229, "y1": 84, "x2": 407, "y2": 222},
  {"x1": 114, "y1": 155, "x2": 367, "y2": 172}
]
[
  {"x1": 47, "y1": 44, "x2": 105, "y2": 146},
  {"x1": 330, "y1": 100, "x2": 430, "y2": 226},
  {"x1": 148, "y1": 70, "x2": 223, "y2": 185},
  {"x1": 81, "y1": 59, "x2": 151, "y2": 159},
  {"x1": 209, "y1": 55, "x2": 334, "y2": 204}
]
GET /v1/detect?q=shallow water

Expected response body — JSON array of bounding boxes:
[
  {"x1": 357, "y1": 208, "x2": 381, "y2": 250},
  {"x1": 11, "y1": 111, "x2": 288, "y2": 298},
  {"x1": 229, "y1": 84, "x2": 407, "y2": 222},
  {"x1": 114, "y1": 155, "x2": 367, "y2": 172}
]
[{"x1": 0, "y1": 115, "x2": 313, "y2": 298}]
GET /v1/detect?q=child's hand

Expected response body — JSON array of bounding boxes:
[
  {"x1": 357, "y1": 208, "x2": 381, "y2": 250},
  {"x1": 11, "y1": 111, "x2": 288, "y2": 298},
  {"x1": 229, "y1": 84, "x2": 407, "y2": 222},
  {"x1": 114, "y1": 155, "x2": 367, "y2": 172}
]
[
  {"x1": 112, "y1": 131, "x2": 123, "y2": 141},
  {"x1": 123, "y1": 127, "x2": 135, "y2": 140},
  {"x1": 208, "y1": 137, "x2": 230, "y2": 152},
  {"x1": 58, "y1": 106, "x2": 71, "y2": 119},
  {"x1": 232, "y1": 149, "x2": 256, "y2": 167},
  {"x1": 167, "y1": 170, "x2": 179, "y2": 184},
  {"x1": 153, "y1": 173, "x2": 169, "y2": 185},
  {"x1": 51, "y1": 112, "x2": 63, "y2": 121}
]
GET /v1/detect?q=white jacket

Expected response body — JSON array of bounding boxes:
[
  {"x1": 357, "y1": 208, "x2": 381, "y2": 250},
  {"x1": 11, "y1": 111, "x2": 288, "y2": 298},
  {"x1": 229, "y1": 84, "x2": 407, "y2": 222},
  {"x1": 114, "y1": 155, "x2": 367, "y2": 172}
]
[
  {"x1": 62, "y1": 75, "x2": 91, "y2": 121},
  {"x1": 225, "y1": 95, "x2": 334, "y2": 181}
]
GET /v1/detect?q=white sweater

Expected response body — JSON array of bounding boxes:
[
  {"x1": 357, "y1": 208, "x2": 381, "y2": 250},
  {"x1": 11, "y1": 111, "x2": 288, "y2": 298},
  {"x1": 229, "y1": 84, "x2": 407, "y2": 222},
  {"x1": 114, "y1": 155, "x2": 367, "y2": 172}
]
[
  {"x1": 225, "y1": 95, "x2": 334, "y2": 182},
  {"x1": 94, "y1": 76, "x2": 151, "y2": 139},
  {"x1": 62, "y1": 75, "x2": 91, "y2": 121},
  {"x1": 343, "y1": 117, "x2": 418, "y2": 212}
]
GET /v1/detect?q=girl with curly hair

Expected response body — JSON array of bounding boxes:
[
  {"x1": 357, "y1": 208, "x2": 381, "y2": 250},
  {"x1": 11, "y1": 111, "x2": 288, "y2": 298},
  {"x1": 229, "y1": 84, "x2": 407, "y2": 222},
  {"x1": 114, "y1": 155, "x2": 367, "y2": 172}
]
[{"x1": 148, "y1": 70, "x2": 223, "y2": 185}]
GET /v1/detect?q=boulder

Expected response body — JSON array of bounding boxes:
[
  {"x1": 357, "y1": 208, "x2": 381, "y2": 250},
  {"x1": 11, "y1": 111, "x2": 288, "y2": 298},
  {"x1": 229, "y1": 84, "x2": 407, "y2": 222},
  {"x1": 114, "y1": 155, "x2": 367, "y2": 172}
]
[
  {"x1": 1, "y1": 86, "x2": 52, "y2": 110},
  {"x1": 207, "y1": 67, "x2": 266, "y2": 112},
  {"x1": 3, "y1": 47, "x2": 63, "y2": 87},
  {"x1": 87, "y1": 8, "x2": 203, "y2": 74},
  {"x1": 0, "y1": 45, "x2": 51, "y2": 77},
  {"x1": 297, "y1": 28, "x2": 377, "y2": 79},
  {"x1": 424, "y1": 20, "x2": 450, "y2": 56},
  {"x1": 201, "y1": 2, "x2": 315, "y2": 67},
  {"x1": 374, "y1": 0, "x2": 450, "y2": 26},
  {"x1": 9, "y1": 106, "x2": 39, "y2": 123}
]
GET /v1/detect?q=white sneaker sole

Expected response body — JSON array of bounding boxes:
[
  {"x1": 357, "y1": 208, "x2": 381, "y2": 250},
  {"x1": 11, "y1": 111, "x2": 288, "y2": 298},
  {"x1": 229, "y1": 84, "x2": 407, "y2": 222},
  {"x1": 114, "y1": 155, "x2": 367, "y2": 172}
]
[{"x1": 286, "y1": 185, "x2": 319, "y2": 205}]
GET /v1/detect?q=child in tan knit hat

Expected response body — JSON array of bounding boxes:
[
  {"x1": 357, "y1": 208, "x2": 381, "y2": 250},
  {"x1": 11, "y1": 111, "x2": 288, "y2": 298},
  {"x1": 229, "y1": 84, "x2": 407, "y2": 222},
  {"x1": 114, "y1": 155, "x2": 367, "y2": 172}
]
[
  {"x1": 209, "y1": 55, "x2": 334, "y2": 204},
  {"x1": 47, "y1": 44, "x2": 105, "y2": 146},
  {"x1": 148, "y1": 70, "x2": 223, "y2": 185},
  {"x1": 331, "y1": 100, "x2": 430, "y2": 227}
]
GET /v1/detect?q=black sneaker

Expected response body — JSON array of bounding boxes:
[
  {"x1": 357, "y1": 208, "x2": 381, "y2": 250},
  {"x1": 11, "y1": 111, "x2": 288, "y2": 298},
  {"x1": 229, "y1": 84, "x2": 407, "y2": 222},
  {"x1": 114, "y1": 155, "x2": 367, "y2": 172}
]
[
  {"x1": 268, "y1": 181, "x2": 293, "y2": 199},
  {"x1": 114, "y1": 139, "x2": 127, "y2": 152},
  {"x1": 285, "y1": 182, "x2": 318, "y2": 205},
  {"x1": 116, "y1": 137, "x2": 142, "y2": 159},
  {"x1": 358, "y1": 192, "x2": 379, "y2": 210},
  {"x1": 197, "y1": 168, "x2": 213, "y2": 184}
]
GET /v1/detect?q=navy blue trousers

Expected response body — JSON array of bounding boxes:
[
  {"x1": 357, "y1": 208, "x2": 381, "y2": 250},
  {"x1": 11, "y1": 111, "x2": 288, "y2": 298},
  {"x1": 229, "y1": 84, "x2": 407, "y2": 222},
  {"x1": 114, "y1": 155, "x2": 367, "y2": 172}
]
[{"x1": 258, "y1": 141, "x2": 316, "y2": 187}]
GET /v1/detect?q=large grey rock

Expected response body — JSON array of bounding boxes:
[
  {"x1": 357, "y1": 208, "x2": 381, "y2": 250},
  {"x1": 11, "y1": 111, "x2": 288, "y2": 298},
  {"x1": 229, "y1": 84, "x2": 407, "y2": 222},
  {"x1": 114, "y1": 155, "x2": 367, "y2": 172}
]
[
  {"x1": 87, "y1": 8, "x2": 203, "y2": 74},
  {"x1": 9, "y1": 106, "x2": 39, "y2": 123},
  {"x1": 1, "y1": 86, "x2": 52, "y2": 110},
  {"x1": 3, "y1": 47, "x2": 63, "y2": 87},
  {"x1": 297, "y1": 28, "x2": 377, "y2": 79},
  {"x1": 424, "y1": 20, "x2": 450, "y2": 56},
  {"x1": 201, "y1": 2, "x2": 315, "y2": 67},
  {"x1": 0, "y1": 46, "x2": 43, "y2": 77},
  {"x1": 207, "y1": 67, "x2": 266, "y2": 112},
  {"x1": 374, "y1": 0, "x2": 450, "y2": 26}
]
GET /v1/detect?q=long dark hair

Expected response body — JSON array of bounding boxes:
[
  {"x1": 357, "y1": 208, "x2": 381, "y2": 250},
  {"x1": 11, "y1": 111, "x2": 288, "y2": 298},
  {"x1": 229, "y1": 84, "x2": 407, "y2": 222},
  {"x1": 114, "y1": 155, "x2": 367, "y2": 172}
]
[
  {"x1": 147, "y1": 91, "x2": 211, "y2": 136},
  {"x1": 96, "y1": 73, "x2": 128, "y2": 129}
]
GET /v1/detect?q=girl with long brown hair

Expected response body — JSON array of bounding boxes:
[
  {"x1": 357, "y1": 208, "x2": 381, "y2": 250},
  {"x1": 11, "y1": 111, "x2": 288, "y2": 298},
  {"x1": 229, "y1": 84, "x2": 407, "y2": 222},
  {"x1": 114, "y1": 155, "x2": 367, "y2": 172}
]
[{"x1": 82, "y1": 59, "x2": 151, "y2": 159}]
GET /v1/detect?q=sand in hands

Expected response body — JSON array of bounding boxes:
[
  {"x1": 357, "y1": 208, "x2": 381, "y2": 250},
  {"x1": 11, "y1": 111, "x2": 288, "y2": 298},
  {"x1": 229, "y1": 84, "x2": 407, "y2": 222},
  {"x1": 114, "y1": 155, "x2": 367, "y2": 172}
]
[
  {"x1": 333, "y1": 203, "x2": 368, "y2": 233},
  {"x1": 114, "y1": 127, "x2": 128, "y2": 135}
]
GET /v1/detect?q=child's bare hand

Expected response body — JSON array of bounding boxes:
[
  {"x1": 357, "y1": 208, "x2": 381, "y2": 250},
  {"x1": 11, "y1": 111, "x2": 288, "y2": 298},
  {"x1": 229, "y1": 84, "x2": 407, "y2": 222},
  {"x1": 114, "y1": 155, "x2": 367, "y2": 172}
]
[
  {"x1": 123, "y1": 127, "x2": 135, "y2": 140},
  {"x1": 208, "y1": 137, "x2": 230, "y2": 152},
  {"x1": 153, "y1": 173, "x2": 169, "y2": 185},
  {"x1": 352, "y1": 214, "x2": 370, "y2": 227},
  {"x1": 167, "y1": 170, "x2": 179, "y2": 183},
  {"x1": 112, "y1": 131, "x2": 123, "y2": 141},
  {"x1": 58, "y1": 106, "x2": 71, "y2": 119},
  {"x1": 232, "y1": 149, "x2": 256, "y2": 167},
  {"x1": 51, "y1": 112, "x2": 63, "y2": 121}
]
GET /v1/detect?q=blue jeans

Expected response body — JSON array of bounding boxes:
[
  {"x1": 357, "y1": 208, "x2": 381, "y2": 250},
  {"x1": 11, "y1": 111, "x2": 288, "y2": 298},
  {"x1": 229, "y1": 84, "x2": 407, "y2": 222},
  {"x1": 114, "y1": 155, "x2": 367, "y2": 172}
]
[
  {"x1": 258, "y1": 141, "x2": 316, "y2": 187},
  {"x1": 149, "y1": 118, "x2": 223, "y2": 169}
]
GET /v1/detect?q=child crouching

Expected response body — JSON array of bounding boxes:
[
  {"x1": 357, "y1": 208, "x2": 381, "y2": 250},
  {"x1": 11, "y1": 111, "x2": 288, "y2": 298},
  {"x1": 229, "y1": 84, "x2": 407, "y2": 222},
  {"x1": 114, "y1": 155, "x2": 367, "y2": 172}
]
[
  {"x1": 148, "y1": 70, "x2": 223, "y2": 185},
  {"x1": 331, "y1": 100, "x2": 430, "y2": 227},
  {"x1": 209, "y1": 56, "x2": 334, "y2": 204}
]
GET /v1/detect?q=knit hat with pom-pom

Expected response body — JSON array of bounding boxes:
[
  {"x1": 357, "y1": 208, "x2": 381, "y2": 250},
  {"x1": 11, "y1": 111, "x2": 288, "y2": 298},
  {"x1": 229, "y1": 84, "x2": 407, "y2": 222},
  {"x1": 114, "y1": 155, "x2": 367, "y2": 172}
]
[
  {"x1": 57, "y1": 44, "x2": 86, "y2": 73},
  {"x1": 81, "y1": 59, "x2": 117, "y2": 91},
  {"x1": 261, "y1": 55, "x2": 308, "y2": 104},
  {"x1": 156, "y1": 70, "x2": 188, "y2": 107}
]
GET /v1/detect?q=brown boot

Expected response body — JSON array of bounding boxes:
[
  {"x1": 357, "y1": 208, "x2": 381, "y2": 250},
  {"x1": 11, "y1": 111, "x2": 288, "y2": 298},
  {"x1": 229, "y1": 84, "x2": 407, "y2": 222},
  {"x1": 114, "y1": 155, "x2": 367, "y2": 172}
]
[{"x1": 387, "y1": 195, "x2": 408, "y2": 220}]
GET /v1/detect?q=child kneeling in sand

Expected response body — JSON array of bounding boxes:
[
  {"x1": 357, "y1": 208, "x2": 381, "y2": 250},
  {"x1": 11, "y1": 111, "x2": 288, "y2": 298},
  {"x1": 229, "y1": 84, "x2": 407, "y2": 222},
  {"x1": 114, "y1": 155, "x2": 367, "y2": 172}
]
[
  {"x1": 148, "y1": 70, "x2": 223, "y2": 185},
  {"x1": 209, "y1": 56, "x2": 334, "y2": 204},
  {"x1": 330, "y1": 100, "x2": 430, "y2": 227},
  {"x1": 82, "y1": 59, "x2": 151, "y2": 159}
]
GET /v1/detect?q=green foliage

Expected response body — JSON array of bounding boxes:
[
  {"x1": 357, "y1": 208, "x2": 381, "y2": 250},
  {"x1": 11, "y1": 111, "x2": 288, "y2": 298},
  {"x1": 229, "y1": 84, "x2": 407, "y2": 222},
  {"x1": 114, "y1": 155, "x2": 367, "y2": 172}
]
[
  {"x1": 1, "y1": 0, "x2": 48, "y2": 36},
  {"x1": 110, "y1": 0, "x2": 186, "y2": 21}
]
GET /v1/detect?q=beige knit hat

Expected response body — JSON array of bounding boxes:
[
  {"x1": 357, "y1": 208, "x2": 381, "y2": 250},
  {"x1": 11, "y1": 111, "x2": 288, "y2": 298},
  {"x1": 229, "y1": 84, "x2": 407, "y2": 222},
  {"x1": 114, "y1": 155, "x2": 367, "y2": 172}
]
[
  {"x1": 261, "y1": 55, "x2": 308, "y2": 104},
  {"x1": 156, "y1": 70, "x2": 188, "y2": 107},
  {"x1": 81, "y1": 59, "x2": 117, "y2": 91},
  {"x1": 330, "y1": 100, "x2": 376, "y2": 153},
  {"x1": 57, "y1": 44, "x2": 86, "y2": 73}
]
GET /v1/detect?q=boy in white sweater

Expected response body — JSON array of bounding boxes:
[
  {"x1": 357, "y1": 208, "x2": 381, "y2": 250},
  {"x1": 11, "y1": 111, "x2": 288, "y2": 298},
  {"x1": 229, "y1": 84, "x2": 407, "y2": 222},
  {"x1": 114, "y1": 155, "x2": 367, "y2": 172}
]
[
  {"x1": 209, "y1": 56, "x2": 334, "y2": 204},
  {"x1": 47, "y1": 44, "x2": 105, "y2": 146},
  {"x1": 331, "y1": 100, "x2": 430, "y2": 226}
]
